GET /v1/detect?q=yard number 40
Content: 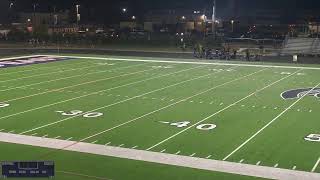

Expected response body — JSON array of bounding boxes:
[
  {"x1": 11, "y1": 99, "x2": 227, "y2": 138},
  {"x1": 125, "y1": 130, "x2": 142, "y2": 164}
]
[
  {"x1": 304, "y1": 134, "x2": 320, "y2": 142},
  {"x1": 169, "y1": 121, "x2": 217, "y2": 131}
]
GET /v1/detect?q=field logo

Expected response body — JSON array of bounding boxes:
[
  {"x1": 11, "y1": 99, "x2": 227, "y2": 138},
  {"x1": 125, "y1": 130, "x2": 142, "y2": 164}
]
[{"x1": 281, "y1": 88, "x2": 320, "y2": 99}]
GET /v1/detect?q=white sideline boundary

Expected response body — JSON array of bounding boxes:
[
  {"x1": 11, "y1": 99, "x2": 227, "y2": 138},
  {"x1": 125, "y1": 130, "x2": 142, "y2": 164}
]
[
  {"x1": 43, "y1": 54, "x2": 320, "y2": 70},
  {"x1": 0, "y1": 132, "x2": 319, "y2": 180}
]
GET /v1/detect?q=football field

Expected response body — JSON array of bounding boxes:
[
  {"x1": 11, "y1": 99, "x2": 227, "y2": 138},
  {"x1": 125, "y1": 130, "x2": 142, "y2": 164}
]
[{"x1": 0, "y1": 55, "x2": 319, "y2": 179}]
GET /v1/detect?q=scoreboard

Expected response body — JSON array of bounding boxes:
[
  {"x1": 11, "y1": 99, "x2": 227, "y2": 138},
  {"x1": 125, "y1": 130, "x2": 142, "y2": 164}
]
[{"x1": 1, "y1": 161, "x2": 54, "y2": 178}]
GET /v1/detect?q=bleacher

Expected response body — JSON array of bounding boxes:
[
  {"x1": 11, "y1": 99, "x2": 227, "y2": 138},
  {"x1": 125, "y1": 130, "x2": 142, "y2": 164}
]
[{"x1": 282, "y1": 37, "x2": 320, "y2": 55}]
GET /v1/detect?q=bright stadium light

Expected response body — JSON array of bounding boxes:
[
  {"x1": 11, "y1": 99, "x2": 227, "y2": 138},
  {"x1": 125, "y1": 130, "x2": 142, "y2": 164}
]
[
  {"x1": 201, "y1": 14, "x2": 206, "y2": 21},
  {"x1": 122, "y1": 8, "x2": 127, "y2": 13}
]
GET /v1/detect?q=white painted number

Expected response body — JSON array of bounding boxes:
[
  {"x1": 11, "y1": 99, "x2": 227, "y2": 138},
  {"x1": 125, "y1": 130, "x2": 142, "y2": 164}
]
[
  {"x1": 170, "y1": 121, "x2": 190, "y2": 128},
  {"x1": 163, "y1": 121, "x2": 217, "y2": 131},
  {"x1": 196, "y1": 124, "x2": 217, "y2": 131},
  {"x1": 83, "y1": 112, "x2": 104, "y2": 118},
  {"x1": 0, "y1": 102, "x2": 9, "y2": 108},
  {"x1": 304, "y1": 134, "x2": 320, "y2": 142},
  {"x1": 57, "y1": 110, "x2": 103, "y2": 118},
  {"x1": 62, "y1": 110, "x2": 83, "y2": 116}
]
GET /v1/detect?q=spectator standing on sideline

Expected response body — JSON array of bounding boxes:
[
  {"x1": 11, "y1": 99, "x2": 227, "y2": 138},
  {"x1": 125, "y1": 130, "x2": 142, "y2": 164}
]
[{"x1": 246, "y1": 49, "x2": 250, "y2": 61}]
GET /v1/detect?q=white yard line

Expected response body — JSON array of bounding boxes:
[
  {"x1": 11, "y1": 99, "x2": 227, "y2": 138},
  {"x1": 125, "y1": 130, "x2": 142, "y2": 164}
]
[
  {"x1": 146, "y1": 69, "x2": 302, "y2": 151},
  {"x1": 48, "y1": 55, "x2": 320, "y2": 70},
  {"x1": 312, "y1": 158, "x2": 320, "y2": 172},
  {"x1": 4, "y1": 64, "x2": 150, "y2": 103},
  {"x1": 0, "y1": 61, "x2": 107, "y2": 83},
  {"x1": 0, "y1": 132, "x2": 319, "y2": 180},
  {"x1": 223, "y1": 82, "x2": 320, "y2": 161},
  {"x1": 0, "y1": 69, "x2": 158, "y2": 122},
  {"x1": 0, "y1": 61, "x2": 133, "y2": 92},
  {"x1": 18, "y1": 65, "x2": 224, "y2": 135},
  {"x1": 69, "y1": 67, "x2": 264, "y2": 143}
]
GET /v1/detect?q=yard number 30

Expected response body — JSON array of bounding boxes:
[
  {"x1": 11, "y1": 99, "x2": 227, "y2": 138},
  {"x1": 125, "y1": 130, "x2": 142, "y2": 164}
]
[{"x1": 0, "y1": 103, "x2": 9, "y2": 108}]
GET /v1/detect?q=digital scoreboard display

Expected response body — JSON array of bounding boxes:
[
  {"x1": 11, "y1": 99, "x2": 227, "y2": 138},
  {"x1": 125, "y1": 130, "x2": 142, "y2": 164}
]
[{"x1": 1, "y1": 161, "x2": 54, "y2": 178}]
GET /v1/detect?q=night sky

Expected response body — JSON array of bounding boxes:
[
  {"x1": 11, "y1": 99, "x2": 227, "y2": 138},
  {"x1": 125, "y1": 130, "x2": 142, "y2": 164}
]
[{"x1": 1, "y1": 0, "x2": 320, "y2": 24}]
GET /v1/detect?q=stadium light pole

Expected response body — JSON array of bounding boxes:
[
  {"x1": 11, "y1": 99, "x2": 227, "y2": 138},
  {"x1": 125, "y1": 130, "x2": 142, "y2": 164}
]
[
  {"x1": 231, "y1": 19, "x2": 234, "y2": 32},
  {"x1": 76, "y1": 4, "x2": 80, "y2": 26}
]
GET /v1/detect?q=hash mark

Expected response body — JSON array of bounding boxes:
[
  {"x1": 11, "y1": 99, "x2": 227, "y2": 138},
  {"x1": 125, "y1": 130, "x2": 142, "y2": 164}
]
[
  {"x1": 239, "y1": 159, "x2": 244, "y2": 163},
  {"x1": 292, "y1": 166, "x2": 297, "y2": 170},
  {"x1": 119, "y1": 144, "x2": 124, "y2": 147},
  {"x1": 190, "y1": 153, "x2": 196, "y2": 157},
  {"x1": 132, "y1": 145, "x2": 138, "y2": 149},
  {"x1": 274, "y1": 163, "x2": 279, "y2": 168},
  {"x1": 54, "y1": 136, "x2": 61, "y2": 139},
  {"x1": 105, "y1": 142, "x2": 111, "y2": 146},
  {"x1": 160, "y1": 149, "x2": 166, "y2": 153},
  {"x1": 206, "y1": 155, "x2": 212, "y2": 159},
  {"x1": 175, "y1": 151, "x2": 180, "y2": 155},
  {"x1": 256, "y1": 161, "x2": 261, "y2": 165}
]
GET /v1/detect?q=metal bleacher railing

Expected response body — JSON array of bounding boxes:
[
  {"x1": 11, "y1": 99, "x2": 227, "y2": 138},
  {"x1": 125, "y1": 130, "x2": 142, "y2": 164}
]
[{"x1": 282, "y1": 37, "x2": 320, "y2": 55}]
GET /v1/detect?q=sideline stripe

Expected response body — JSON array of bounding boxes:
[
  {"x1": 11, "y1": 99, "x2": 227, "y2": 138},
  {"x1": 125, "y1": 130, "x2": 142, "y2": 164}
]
[
  {"x1": 18, "y1": 65, "x2": 223, "y2": 134},
  {"x1": 0, "y1": 65, "x2": 203, "y2": 122},
  {"x1": 1, "y1": 132, "x2": 320, "y2": 180},
  {"x1": 73, "y1": 67, "x2": 265, "y2": 143},
  {"x1": 223, "y1": 82, "x2": 320, "y2": 161},
  {"x1": 146, "y1": 69, "x2": 302, "y2": 150},
  {"x1": 48, "y1": 55, "x2": 320, "y2": 70}
]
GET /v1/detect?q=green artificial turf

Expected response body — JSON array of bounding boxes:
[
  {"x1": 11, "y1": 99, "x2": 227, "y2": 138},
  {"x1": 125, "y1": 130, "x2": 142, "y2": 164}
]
[{"x1": 0, "y1": 55, "x2": 319, "y2": 179}]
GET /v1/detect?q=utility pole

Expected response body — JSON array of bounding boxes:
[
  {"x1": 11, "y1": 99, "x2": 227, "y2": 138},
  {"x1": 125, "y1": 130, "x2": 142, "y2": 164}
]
[
  {"x1": 212, "y1": 0, "x2": 216, "y2": 39},
  {"x1": 76, "y1": 4, "x2": 80, "y2": 26}
]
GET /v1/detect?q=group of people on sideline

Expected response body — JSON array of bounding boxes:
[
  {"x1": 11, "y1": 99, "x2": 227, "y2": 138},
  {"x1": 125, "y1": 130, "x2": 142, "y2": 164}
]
[{"x1": 192, "y1": 44, "x2": 264, "y2": 61}]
